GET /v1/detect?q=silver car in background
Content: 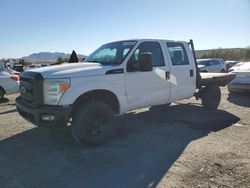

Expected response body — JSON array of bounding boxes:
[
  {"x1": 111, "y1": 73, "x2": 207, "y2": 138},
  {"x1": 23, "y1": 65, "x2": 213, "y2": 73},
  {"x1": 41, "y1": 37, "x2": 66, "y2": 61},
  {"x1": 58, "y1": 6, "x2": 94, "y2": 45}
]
[
  {"x1": 228, "y1": 62, "x2": 250, "y2": 92},
  {"x1": 0, "y1": 70, "x2": 20, "y2": 100},
  {"x1": 225, "y1": 60, "x2": 239, "y2": 72},
  {"x1": 197, "y1": 58, "x2": 226, "y2": 73},
  {"x1": 228, "y1": 62, "x2": 246, "y2": 72}
]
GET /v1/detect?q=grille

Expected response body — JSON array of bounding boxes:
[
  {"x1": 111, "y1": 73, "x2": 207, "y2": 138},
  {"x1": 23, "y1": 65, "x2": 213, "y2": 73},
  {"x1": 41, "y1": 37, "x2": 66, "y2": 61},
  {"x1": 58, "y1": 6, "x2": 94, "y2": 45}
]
[
  {"x1": 19, "y1": 72, "x2": 43, "y2": 107},
  {"x1": 20, "y1": 77, "x2": 34, "y2": 104}
]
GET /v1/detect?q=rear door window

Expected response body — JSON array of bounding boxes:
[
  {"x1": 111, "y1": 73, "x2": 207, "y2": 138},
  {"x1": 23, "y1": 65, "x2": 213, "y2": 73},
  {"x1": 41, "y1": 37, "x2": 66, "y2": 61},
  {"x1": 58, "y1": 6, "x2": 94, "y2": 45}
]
[{"x1": 166, "y1": 42, "x2": 189, "y2": 65}]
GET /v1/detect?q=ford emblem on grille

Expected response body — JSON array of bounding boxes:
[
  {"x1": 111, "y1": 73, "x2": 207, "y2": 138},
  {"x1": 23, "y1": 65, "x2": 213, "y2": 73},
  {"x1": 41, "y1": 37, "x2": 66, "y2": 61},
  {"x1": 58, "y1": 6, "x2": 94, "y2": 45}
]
[{"x1": 20, "y1": 86, "x2": 26, "y2": 94}]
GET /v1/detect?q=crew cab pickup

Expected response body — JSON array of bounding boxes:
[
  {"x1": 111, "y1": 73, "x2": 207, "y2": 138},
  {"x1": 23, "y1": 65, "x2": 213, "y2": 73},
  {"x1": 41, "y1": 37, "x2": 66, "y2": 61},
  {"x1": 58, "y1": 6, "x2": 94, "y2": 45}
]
[{"x1": 16, "y1": 39, "x2": 235, "y2": 145}]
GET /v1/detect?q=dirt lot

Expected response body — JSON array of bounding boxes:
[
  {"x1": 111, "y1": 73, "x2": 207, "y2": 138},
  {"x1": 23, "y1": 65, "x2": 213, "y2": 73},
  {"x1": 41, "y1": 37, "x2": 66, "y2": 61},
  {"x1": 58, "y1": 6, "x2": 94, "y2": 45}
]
[{"x1": 0, "y1": 87, "x2": 249, "y2": 188}]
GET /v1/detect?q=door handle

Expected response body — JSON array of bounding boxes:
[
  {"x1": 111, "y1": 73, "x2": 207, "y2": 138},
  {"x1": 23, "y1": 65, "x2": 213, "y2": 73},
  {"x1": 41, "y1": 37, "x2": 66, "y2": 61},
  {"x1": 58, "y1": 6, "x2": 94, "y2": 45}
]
[
  {"x1": 165, "y1": 71, "x2": 170, "y2": 80},
  {"x1": 190, "y1": 69, "x2": 194, "y2": 77}
]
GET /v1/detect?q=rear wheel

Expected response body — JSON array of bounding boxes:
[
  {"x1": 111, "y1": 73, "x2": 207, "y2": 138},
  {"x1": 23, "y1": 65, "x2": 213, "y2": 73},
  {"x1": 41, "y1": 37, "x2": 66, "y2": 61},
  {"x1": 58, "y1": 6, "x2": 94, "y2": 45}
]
[
  {"x1": 202, "y1": 85, "x2": 221, "y2": 110},
  {"x1": 71, "y1": 101, "x2": 114, "y2": 145},
  {"x1": 0, "y1": 88, "x2": 5, "y2": 100}
]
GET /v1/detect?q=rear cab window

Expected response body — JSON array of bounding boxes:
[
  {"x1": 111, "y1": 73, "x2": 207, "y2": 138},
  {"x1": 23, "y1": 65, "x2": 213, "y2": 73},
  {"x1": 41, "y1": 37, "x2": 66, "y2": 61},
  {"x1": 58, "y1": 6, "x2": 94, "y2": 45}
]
[{"x1": 166, "y1": 42, "x2": 189, "y2": 66}]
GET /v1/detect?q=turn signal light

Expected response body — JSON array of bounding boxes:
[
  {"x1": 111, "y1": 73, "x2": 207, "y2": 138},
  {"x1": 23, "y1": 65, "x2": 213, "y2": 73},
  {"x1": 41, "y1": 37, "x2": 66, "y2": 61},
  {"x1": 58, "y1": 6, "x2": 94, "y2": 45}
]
[{"x1": 59, "y1": 83, "x2": 70, "y2": 92}]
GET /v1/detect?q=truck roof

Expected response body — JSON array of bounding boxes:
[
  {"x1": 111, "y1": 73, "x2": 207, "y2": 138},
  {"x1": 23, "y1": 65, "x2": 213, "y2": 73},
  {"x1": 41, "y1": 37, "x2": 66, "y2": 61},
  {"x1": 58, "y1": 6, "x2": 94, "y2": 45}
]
[{"x1": 111, "y1": 39, "x2": 188, "y2": 44}]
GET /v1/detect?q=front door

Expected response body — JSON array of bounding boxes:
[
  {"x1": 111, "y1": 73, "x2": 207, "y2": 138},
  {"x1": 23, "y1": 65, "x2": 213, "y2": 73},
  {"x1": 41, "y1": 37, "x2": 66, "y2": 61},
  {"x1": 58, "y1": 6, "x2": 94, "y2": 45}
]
[{"x1": 125, "y1": 41, "x2": 171, "y2": 111}]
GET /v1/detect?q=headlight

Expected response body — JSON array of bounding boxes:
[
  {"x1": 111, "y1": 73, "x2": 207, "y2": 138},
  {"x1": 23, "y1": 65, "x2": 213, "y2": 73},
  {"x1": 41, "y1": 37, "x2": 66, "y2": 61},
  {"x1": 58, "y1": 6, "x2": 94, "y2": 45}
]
[{"x1": 43, "y1": 78, "x2": 70, "y2": 105}]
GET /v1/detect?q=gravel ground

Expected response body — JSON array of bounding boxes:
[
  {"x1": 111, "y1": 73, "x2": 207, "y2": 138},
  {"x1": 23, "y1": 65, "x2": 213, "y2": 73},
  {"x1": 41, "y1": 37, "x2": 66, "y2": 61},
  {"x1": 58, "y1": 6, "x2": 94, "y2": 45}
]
[{"x1": 0, "y1": 87, "x2": 249, "y2": 188}]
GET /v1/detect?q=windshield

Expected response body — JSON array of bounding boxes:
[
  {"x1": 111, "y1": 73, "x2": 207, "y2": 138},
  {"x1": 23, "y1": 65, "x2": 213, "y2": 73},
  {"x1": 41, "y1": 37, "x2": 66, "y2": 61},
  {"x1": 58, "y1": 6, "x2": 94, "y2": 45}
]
[
  {"x1": 197, "y1": 60, "x2": 210, "y2": 66},
  {"x1": 85, "y1": 41, "x2": 137, "y2": 65}
]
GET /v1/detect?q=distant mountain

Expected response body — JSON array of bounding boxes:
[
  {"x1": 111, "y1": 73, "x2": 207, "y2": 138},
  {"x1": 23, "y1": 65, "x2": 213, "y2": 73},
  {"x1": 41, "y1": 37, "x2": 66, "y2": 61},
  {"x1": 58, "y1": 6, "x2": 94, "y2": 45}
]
[{"x1": 23, "y1": 52, "x2": 86, "y2": 62}]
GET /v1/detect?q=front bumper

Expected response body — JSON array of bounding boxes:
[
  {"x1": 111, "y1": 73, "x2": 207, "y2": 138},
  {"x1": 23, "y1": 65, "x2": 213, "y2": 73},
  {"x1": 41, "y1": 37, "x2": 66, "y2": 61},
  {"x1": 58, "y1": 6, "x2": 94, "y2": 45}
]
[
  {"x1": 16, "y1": 96, "x2": 72, "y2": 127},
  {"x1": 228, "y1": 82, "x2": 250, "y2": 92}
]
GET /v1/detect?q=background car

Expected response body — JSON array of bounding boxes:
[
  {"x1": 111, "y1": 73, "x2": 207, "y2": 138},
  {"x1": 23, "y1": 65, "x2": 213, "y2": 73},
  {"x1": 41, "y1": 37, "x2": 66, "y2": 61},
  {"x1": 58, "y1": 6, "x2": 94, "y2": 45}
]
[
  {"x1": 228, "y1": 62, "x2": 246, "y2": 72},
  {"x1": 0, "y1": 70, "x2": 20, "y2": 100},
  {"x1": 0, "y1": 60, "x2": 20, "y2": 75},
  {"x1": 197, "y1": 58, "x2": 226, "y2": 73},
  {"x1": 225, "y1": 60, "x2": 239, "y2": 72},
  {"x1": 228, "y1": 62, "x2": 250, "y2": 93}
]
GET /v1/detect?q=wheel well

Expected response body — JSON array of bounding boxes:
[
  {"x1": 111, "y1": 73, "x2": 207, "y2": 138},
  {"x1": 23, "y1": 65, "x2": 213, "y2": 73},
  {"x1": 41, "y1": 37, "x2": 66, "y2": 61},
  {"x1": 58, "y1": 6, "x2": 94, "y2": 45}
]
[{"x1": 73, "y1": 90, "x2": 120, "y2": 114}]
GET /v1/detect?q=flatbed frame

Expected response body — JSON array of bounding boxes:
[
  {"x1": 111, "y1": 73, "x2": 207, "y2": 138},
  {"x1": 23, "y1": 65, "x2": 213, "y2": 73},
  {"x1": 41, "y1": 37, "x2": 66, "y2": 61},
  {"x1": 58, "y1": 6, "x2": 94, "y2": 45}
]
[
  {"x1": 200, "y1": 72, "x2": 235, "y2": 86},
  {"x1": 188, "y1": 40, "x2": 235, "y2": 88}
]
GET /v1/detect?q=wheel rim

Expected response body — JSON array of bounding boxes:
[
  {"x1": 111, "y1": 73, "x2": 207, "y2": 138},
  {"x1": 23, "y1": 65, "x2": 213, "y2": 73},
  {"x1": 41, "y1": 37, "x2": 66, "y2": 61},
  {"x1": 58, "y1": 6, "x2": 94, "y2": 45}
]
[{"x1": 86, "y1": 114, "x2": 108, "y2": 136}]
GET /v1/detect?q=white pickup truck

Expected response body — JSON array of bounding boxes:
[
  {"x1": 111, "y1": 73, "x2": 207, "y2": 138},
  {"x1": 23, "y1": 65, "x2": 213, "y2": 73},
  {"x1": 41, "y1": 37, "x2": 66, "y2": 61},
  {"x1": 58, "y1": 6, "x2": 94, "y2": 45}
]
[{"x1": 16, "y1": 39, "x2": 235, "y2": 145}]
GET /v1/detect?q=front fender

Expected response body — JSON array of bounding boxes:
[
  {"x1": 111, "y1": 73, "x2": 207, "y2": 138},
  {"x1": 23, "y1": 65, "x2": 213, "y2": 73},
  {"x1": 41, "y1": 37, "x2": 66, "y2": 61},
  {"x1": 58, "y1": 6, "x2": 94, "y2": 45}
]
[{"x1": 59, "y1": 76, "x2": 128, "y2": 114}]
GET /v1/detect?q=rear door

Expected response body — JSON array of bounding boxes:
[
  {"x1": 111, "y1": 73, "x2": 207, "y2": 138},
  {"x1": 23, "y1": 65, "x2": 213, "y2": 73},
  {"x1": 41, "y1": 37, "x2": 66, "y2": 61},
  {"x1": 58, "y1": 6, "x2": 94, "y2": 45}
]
[
  {"x1": 165, "y1": 42, "x2": 196, "y2": 101},
  {"x1": 125, "y1": 41, "x2": 171, "y2": 110}
]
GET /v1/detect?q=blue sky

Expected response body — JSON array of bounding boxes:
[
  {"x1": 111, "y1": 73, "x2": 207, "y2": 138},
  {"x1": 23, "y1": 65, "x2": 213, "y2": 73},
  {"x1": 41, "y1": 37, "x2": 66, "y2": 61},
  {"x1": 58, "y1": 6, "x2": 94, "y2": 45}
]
[{"x1": 0, "y1": 0, "x2": 249, "y2": 58}]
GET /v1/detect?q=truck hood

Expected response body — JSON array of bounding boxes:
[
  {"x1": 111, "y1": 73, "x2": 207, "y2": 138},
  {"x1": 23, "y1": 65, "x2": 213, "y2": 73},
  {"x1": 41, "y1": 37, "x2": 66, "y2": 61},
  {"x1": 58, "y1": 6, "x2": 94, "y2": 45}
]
[{"x1": 25, "y1": 62, "x2": 115, "y2": 78}]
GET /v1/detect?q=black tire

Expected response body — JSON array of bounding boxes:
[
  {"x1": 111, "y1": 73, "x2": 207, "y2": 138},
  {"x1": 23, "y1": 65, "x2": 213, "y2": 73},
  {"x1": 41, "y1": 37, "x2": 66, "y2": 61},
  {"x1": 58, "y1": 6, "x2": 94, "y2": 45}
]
[
  {"x1": 71, "y1": 101, "x2": 114, "y2": 145},
  {"x1": 0, "y1": 87, "x2": 5, "y2": 100},
  {"x1": 202, "y1": 85, "x2": 221, "y2": 110},
  {"x1": 220, "y1": 69, "x2": 226, "y2": 73}
]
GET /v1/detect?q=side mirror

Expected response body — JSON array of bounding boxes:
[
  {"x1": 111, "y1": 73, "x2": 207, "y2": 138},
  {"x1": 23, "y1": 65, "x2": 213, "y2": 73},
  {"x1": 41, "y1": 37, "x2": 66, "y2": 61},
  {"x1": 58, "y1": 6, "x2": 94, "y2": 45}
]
[{"x1": 139, "y1": 53, "x2": 153, "y2": 72}]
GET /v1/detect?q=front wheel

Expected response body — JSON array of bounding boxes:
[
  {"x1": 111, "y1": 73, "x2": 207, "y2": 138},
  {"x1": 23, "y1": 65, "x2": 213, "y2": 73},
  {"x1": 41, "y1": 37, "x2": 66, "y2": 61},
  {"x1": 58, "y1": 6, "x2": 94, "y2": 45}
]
[
  {"x1": 202, "y1": 85, "x2": 221, "y2": 110},
  {"x1": 71, "y1": 101, "x2": 114, "y2": 145}
]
